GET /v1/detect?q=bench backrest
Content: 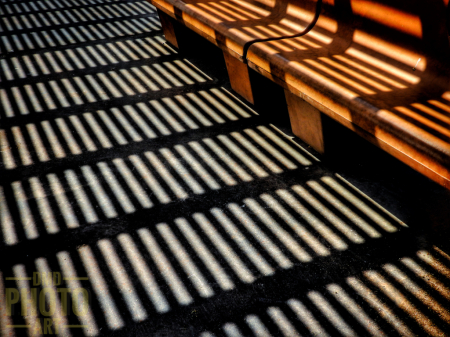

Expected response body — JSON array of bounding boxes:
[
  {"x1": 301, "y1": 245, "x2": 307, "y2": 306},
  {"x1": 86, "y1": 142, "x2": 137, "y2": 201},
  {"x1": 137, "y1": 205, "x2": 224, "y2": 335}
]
[{"x1": 312, "y1": 0, "x2": 450, "y2": 79}]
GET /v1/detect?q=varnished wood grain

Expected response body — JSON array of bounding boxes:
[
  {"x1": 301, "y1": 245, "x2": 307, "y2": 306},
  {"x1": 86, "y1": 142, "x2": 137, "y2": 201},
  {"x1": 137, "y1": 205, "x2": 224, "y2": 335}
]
[
  {"x1": 285, "y1": 90, "x2": 324, "y2": 154},
  {"x1": 157, "y1": 9, "x2": 179, "y2": 48},
  {"x1": 223, "y1": 51, "x2": 254, "y2": 104}
]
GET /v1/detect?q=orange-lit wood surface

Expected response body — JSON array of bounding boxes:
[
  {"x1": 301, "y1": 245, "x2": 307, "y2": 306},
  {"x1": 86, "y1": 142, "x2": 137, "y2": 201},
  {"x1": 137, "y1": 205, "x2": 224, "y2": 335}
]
[
  {"x1": 223, "y1": 51, "x2": 255, "y2": 103},
  {"x1": 157, "y1": 9, "x2": 180, "y2": 48},
  {"x1": 247, "y1": 0, "x2": 450, "y2": 189},
  {"x1": 285, "y1": 90, "x2": 324, "y2": 153},
  {"x1": 150, "y1": 0, "x2": 320, "y2": 61}
]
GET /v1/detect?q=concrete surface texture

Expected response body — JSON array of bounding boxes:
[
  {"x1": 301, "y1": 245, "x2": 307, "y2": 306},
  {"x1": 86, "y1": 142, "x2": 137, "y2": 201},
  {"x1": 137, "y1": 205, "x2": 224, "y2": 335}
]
[{"x1": 0, "y1": 0, "x2": 450, "y2": 336}]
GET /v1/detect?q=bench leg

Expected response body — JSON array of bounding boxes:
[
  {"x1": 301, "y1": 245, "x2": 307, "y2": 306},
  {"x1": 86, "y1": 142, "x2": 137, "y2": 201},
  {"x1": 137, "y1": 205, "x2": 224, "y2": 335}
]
[
  {"x1": 223, "y1": 51, "x2": 254, "y2": 104},
  {"x1": 285, "y1": 90, "x2": 324, "y2": 154},
  {"x1": 157, "y1": 9, "x2": 179, "y2": 48}
]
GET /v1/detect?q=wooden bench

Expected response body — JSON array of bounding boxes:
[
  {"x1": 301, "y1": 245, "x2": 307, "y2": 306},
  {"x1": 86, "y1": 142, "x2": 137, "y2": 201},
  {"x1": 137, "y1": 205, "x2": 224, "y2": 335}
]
[
  {"x1": 246, "y1": 0, "x2": 450, "y2": 189},
  {"x1": 151, "y1": 0, "x2": 321, "y2": 103},
  {"x1": 150, "y1": 0, "x2": 450, "y2": 190}
]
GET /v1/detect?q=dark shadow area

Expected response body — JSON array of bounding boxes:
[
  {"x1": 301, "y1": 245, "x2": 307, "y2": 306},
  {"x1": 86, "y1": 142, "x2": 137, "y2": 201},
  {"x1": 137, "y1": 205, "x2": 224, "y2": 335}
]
[
  {"x1": 249, "y1": 69, "x2": 293, "y2": 137},
  {"x1": 320, "y1": 115, "x2": 450, "y2": 249},
  {"x1": 170, "y1": 19, "x2": 229, "y2": 83}
]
